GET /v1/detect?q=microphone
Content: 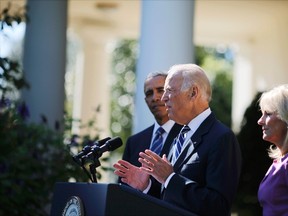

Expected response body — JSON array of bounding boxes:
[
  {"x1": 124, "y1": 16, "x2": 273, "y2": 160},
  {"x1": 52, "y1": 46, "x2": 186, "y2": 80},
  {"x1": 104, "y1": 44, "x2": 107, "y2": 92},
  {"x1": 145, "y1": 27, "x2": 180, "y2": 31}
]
[
  {"x1": 90, "y1": 136, "x2": 111, "y2": 148},
  {"x1": 84, "y1": 136, "x2": 123, "y2": 159},
  {"x1": 73, "y1": 137, "x2": 111, "y2": 159}
]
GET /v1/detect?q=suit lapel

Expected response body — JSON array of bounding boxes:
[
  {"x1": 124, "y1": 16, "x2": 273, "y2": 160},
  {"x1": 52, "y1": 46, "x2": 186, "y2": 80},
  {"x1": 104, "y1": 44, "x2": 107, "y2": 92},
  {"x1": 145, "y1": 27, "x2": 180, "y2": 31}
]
[
  {"x1": 161, "y1": 123, "x2": 182, "y2": 157},
  {"x1": 144, "y1": 125, "x2": 154, "y2": 149},
  {"x1": 136, "y1": 125, "x2": 154, "y2": 154},
  {"x1": 173, "y1": 113, "x2": 216, "y2": 170}
]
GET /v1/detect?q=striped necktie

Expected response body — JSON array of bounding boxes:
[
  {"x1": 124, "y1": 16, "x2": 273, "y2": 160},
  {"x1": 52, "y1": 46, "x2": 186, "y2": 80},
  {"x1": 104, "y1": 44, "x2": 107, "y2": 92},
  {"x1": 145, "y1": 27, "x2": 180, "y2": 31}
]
[
  {"x1": 174, "y1": 125, "x2": 191, "y2": 159},
  {"x1": 150, "y1": 127, "x2": 165, "y2": 155}
]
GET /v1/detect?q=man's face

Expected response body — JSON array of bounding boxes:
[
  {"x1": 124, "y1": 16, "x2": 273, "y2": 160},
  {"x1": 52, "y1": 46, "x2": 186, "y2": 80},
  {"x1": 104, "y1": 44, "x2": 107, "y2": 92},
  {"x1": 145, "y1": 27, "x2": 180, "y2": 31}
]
[
  {"x1": 162, "y1": 73, "x2": 191, "y2": 125},
  {"x1": 144, "y1": 76, "x2": 168, "y2": 122}
]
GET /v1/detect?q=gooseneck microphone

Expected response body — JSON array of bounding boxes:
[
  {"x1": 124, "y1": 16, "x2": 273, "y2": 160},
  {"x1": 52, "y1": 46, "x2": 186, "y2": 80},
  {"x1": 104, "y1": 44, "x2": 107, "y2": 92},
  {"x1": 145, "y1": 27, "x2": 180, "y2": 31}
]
[
  {"x1": 84, "y1": 136, "x2": 123, "y2": 160},
  {"x1": 72, "y1": 136, "x2": 122, "y2": 183},
  {"x1": 73, "y1": 137, "x2": 111, "y2": 160}
]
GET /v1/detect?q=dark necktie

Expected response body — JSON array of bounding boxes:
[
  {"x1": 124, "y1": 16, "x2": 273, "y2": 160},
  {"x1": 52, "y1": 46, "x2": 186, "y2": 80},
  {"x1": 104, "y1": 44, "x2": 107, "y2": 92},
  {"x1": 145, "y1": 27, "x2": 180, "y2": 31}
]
[
  {"x1": 174, "y1": 125, "x2": 191, "y2": 159},
  {"x1": 150, "y1": 127, "x2": 165, "y2": 155}
]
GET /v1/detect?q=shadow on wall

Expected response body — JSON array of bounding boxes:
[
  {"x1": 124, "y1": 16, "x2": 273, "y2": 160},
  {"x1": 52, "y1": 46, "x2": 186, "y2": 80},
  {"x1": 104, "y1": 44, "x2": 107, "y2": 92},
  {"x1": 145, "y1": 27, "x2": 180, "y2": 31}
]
[{"x1": 233, "y1": 92, "x2": 272, "y2": 216}]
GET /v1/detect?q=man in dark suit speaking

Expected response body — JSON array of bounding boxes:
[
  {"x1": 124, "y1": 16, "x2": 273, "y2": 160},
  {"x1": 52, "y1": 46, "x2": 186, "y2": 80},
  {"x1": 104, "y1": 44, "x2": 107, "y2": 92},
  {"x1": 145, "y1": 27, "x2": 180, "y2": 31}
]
[
  {"x1": 114, "y1": 71, "x2": 182, "y2": 197},
  {"x1": 138, "y1": 64, "x2": 242, "y2": 215}
]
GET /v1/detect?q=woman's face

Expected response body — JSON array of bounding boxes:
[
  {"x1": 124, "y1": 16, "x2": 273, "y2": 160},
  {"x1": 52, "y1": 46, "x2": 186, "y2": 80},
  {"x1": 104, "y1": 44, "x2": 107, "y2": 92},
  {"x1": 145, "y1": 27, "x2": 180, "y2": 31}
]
[{"x1": 257, "y1": 110, "x2": 287, "y2": 145}]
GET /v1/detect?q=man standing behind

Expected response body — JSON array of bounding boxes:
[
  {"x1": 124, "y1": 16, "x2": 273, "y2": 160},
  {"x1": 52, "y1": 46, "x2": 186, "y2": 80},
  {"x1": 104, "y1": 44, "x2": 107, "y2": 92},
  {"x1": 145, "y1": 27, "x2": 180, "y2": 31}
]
[
  {"x1": 114, "y1": 71, "x2": 182, "y2": 197},
  {"x1": 139, "y1": 64, "x2": 242, "y2": 215}
]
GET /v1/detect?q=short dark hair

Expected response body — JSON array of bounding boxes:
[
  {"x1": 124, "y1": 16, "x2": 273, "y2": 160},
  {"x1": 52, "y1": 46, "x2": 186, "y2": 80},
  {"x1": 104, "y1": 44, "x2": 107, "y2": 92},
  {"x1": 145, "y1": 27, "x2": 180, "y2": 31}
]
[{"x1": 145, "y1": 71, "x2": 168, "y2": 81}]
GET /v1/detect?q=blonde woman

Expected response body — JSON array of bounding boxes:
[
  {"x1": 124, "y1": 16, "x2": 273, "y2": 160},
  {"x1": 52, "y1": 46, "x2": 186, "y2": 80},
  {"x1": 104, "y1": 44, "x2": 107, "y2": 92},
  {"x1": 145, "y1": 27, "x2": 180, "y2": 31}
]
[{"x1": 257, "y1": 84, "x2": 288, "y2": 216}]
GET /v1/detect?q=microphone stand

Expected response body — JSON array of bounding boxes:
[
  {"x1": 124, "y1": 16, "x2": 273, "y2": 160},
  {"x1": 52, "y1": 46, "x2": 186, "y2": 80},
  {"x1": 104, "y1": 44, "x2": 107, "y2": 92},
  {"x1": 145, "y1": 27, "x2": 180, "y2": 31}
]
[
  {"x1": 85, "y1": 146, "x2": 103, "y2": 183},
  {"x1": 89, "y1": 155, "x2": 101, "y2": 183},
  {"x1": 73, "y1": 153, "x2": 101, "y2": 183}
]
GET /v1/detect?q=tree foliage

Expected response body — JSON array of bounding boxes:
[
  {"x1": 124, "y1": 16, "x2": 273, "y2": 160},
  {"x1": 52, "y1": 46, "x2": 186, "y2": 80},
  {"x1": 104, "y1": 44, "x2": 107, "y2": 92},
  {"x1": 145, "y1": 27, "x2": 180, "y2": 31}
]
[
  {"x1": 195, "y1": 45, "x2": 233, "y2": 127},
  {"x1": 110, "y1": 39, "x2": 138, "y2": 147},
  {"x1": 0, "y1": 106, "x2": 91, "y2": 215}
]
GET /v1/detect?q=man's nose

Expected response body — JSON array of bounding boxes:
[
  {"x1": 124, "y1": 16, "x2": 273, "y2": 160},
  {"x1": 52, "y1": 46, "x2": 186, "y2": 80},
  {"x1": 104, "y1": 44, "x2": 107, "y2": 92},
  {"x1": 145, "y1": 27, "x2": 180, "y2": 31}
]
[
  {"x1": 161, "y1": 92, "x2": 167, "y2": 102},
  {"x1": 152, "y1": 92, "x2": 161, "y2": 101}
]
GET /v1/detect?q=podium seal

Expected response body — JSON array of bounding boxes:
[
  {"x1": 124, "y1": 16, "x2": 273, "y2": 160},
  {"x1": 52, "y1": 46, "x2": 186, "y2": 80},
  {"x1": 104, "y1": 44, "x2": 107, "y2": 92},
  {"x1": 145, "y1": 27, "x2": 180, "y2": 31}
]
[{"x1": 62, "y1": 196, "x2": 84, "y2": 216}]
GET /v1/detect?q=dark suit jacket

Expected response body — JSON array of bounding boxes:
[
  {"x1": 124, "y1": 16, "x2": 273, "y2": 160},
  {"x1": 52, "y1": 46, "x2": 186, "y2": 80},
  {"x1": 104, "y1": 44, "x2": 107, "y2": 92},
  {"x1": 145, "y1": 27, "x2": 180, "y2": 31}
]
[
  {"x1": 161, "y1": 113, "x2": 242, "y2": 216},
  {"x1": 121, "y1": 122, "x2": 182, "y2": 197}
]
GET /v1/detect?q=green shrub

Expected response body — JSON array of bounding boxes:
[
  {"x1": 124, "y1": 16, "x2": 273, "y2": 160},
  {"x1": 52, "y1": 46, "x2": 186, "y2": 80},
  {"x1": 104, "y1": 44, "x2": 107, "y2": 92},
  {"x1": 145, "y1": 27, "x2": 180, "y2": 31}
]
[{"x1": 0, "y1": 102, "x2": 92, "y2": 215}]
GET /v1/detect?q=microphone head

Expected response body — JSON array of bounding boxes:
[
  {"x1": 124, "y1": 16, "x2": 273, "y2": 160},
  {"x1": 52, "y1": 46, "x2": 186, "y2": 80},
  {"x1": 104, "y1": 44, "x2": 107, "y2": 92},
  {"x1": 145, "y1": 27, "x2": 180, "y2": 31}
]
[
  {"x1": 106, "y1": 136, "x2": 123, "y2": 151},
  {"x1": 82, "y1": 145, "x2": 92, "y2": 153},
  {"x1": 95, "y1": 137, "x2": 111, "y2": 147},
  {"x1": 73, "y1": 145, "x2": 92, "y2": 159},
  {"x1": 82, "y1": 137, "x2": 123, "y2": 160}
]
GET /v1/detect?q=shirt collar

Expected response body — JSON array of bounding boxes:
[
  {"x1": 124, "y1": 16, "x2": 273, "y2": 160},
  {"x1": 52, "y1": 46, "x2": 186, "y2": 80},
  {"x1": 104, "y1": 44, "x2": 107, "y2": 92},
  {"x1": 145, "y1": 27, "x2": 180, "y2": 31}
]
[
  {"x1": 154, "y1": 119, "x2": 175, "y2": 134},
  {"x1": 187, "y1": 108, "x2": 211, "y2": 133}
]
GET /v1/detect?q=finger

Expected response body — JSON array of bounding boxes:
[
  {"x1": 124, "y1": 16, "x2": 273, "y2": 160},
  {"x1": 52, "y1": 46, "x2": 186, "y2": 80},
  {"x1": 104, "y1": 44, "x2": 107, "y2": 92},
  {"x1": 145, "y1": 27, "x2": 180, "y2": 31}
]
[
  {"x1": 142, "y1": 162, "x2": 150, "y2": 169},
  {"x1": 138, "y1": 157, "x2": 146, "y2": 166},
  {"x1": 113, "y1": 163, "x2": 128, "y2": 173},
  {"x1": 139, "y1": 152, "x2": 153, "y2": 162},
  {"x1": 162, "y1": 154, "x2": 169, "y2": 163},
  {"x1": 117, "y1": 160, "x2": 131, "y2": 168},
  {"x1": 144, "y1": 149, "x2": 160, "y2": 160},
  {"x1": 144, "y1": 149, "x2": 157, "y2": 156},
  {"x1": 139, "y1": 158, "x2": 156, "y2": 173},
  {"x1": 113, "y1": 163, "x2": 121, "y2": 169},
  {"x1": 121, "y1": 178, "x2": 128, "y2": 184},
  {"x1": 114, "y1": 170, "x2": 125, "y2": 177},
  {"x1": 139, "y1": 166, "x2": 153, "y2": 173},
  {"x1": 139, "y1": 157, "x2": 152, "y2": 167},
  {"x1": 138, "y1": 157, "x2": 150, "y2": 169}
]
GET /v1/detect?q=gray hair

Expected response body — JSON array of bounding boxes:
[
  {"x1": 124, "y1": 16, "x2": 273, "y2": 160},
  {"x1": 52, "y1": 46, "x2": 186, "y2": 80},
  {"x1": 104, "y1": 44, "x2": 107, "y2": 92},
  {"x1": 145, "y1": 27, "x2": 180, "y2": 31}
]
[
  {"x1": 145, "y1": 70, "x2": 168, "y2": 81},
  {"x1": 144, "y1": 71, "x2": 167, "y2": 90},
  {"x1": 168, "y1": 64, "x2": 212, "y2": 102}
]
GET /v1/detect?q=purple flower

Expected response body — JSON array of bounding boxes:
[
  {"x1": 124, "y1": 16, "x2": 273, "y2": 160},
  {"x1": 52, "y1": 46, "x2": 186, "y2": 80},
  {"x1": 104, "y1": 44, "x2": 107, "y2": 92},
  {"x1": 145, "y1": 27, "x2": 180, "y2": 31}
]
[{"x1": 17, "y1": 102, "x2": 30, "y2": 120}]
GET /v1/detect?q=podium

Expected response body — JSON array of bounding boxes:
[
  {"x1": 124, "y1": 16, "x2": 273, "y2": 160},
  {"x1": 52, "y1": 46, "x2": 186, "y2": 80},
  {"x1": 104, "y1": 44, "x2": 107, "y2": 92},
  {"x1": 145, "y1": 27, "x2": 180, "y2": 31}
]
[{"x1": 50, "y1": 182, "x2": 197, "y2": 216}]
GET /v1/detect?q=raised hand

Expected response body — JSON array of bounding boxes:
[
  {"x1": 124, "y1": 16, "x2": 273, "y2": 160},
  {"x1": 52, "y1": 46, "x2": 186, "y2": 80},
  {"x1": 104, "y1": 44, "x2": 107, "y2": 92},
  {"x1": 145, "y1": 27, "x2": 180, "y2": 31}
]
[
  {"x1": 113, "y1": 159, "x2": 150, "y2": 191},
  {"x1": 139, "y1": 149, "x2": 174, "y2": 184}
]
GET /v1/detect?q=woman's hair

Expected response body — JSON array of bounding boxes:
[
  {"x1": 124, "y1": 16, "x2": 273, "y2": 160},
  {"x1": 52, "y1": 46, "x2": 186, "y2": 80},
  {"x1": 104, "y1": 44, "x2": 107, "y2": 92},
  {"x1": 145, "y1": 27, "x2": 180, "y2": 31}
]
[{"x1": 258, "y1": 84, "x2": 288, "y2": 159}]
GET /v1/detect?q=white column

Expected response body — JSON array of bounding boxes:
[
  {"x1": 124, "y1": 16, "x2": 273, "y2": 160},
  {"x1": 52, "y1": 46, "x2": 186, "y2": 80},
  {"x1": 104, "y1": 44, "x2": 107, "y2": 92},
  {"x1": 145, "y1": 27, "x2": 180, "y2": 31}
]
[
  {"x1": 232, "y1": 52, "x2": 254, "y2": 133},
  {"x1": 134, "y1": 0, "x2": 195, "y2": 133},
  {"x1": 22, "y1": 0, "x2": 67, "y2": 130}
]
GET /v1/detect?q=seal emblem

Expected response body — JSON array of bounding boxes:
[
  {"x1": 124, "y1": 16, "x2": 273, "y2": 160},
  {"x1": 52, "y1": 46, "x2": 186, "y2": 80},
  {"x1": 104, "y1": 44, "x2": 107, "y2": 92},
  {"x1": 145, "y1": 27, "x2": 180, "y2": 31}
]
[{"x1": 62, "y1": 196, "x2": 84, "y2": 216}]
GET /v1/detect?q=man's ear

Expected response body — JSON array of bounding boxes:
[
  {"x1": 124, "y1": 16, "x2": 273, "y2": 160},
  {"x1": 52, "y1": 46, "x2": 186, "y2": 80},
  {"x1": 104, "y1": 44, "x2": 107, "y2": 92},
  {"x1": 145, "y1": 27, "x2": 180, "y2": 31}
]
[
  {"x1": 190, "y1": 86, "x2": 197, "y2": 98},
  {"x1": 191, "y1": 91, "x2": 196, "y2": 97}
]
